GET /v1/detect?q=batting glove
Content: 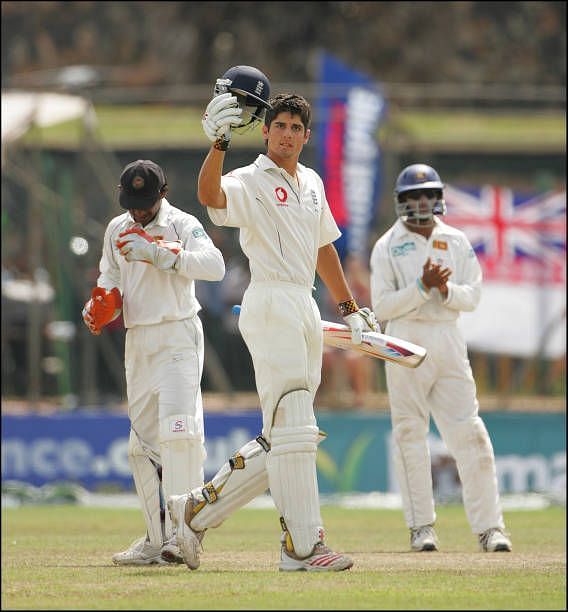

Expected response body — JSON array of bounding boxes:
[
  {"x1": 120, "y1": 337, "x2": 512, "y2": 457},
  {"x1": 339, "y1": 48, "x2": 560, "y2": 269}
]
[
  {"x1": 343, "y1": 307, "x2": 379, "y2": 345},
  {"x1": 202, "y1": 92, "x2": 242, "y2": 148},
  {"x1": 116, "y1": 227, "x2": 181, "y2": 270}
]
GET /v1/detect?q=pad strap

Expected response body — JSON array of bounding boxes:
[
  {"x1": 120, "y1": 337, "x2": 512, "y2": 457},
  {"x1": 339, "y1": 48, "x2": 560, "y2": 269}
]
[{"x1": 188, "y1": 435, "x2": 270, "y2": 531}]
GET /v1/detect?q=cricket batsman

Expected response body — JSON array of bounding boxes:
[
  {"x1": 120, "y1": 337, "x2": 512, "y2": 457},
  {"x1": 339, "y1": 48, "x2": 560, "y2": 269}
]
[{"x1": 167, "y1": 66, "x2": 378, "y2": 572}]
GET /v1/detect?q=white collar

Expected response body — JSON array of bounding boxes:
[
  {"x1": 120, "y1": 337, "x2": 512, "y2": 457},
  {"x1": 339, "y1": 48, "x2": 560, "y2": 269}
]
[{"x1": 255, "y1": 154, "x2": 305, "y2": 180}]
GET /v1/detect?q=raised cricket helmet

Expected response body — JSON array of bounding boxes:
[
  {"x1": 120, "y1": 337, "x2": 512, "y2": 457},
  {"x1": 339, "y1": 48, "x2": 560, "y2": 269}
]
[
  {"x1": 214, "y1": 65, "x2": 272, "y2": 132},
  {"x1": 394, "y1": 163, "x2": 446, "y2": 227}
]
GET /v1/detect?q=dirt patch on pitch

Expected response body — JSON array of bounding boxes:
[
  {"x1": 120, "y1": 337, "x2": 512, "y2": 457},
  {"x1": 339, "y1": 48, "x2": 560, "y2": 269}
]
[
  {"x1": 342, "y1": 551, "x2": 565, "y2": 573},
  {"x1": 191, "y1": 550, "x2": 565, "y2": 573}
]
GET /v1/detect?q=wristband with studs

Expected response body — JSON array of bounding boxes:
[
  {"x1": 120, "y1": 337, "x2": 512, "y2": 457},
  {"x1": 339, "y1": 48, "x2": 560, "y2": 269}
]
[
  {"x1": 338, "y1": 299, "x2": 359, "y2": 317},
  {"x1": 213, "y1": 137, "x2": 230, "y2": 151}
]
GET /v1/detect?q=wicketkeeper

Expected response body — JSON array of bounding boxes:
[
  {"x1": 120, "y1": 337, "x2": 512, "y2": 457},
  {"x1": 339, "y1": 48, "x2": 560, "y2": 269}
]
[{"x1": 82, "y1": 159, "x2": 225, "y2": 565}]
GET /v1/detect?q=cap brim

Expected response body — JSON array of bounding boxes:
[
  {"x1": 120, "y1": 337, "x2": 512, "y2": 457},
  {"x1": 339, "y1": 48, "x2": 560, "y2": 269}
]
[{"x1": 119, "y1": 191, "x2": 159, "y2": 210}]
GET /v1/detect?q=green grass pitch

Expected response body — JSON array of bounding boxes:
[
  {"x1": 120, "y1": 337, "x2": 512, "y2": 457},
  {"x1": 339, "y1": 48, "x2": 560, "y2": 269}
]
[{"x1": 2, "y1": 504, "x2": 565, "y2": 610}]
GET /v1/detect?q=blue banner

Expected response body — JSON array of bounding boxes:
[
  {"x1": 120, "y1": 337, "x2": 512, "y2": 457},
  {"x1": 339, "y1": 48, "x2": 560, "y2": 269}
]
[
  {"x1": 2, "y1": 411, "x2": 565, "y2": 497},
  {"x1": 316, "y1": 52, "x2": 387, "y2": 260},
  {"x1": 1, "y1": 411, "x2": 261, "y2": 491}
]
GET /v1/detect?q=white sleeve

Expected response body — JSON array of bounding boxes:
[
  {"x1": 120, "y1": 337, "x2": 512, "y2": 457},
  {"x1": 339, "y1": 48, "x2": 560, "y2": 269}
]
[
  {"x1": 208, "y1": 174, "x2": 252, "y2": 228},
  {"x1": 370, "y1": 238, "x2": 430, "y2": 321},
  {"x1": 97, "y1": 222, "x2": 122, "y2": 291},
  {"x1": 173, "y1": 221, "x2": 225, "y2": 282},
  {"x1": 319, "y1": 190, "x2": 342, "y2": 247},
  {"x1": 442, "y1": 238, "x2": 482, "y2": 312}
]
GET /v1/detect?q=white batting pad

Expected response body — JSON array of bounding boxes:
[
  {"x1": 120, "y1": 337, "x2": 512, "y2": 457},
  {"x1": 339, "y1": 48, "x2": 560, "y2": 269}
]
[
  {"x1": 128, "y1": 430, "x2": 163, "y2": 546},
  {"x1": 266, "y1": 389, "x2": 322, "y2": 558},
  {"x1": 159, "y1": 414, "x2": 206, "y2": 496},
  {"x1": 190, "y1": 437, "x2": 270, "y2": 532},
  {"x1": 159, "y1": 414, "x2": 206, "y2": 535}
]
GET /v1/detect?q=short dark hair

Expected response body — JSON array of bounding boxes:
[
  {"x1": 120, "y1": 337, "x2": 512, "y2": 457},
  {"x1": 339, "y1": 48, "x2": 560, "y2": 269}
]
[{"x1": 264, "y1": 93, "x2": 311, "y2": 131}]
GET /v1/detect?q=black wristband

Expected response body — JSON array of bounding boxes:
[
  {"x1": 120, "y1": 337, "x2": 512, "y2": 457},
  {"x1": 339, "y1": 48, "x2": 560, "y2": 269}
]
[
  {"x1": 338, "y1": 299, "x2": 359, "y2": 317},
  {"x1": 213, "y1": 137, "x2": 230, "y2": 151}
]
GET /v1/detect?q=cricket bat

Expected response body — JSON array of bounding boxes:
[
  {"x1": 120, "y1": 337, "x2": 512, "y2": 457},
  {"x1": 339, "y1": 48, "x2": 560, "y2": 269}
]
[
  {"x1": 321, "y1": 320, "x2": 427, "y2": 369},
  {"x1": 232, "y1": 305, "x2": 426, "y2": 369}
]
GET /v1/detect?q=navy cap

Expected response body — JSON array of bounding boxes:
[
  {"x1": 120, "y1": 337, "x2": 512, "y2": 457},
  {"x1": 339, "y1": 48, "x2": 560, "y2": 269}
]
[{"x1": 119, "y1": 160, "x2": 167, "y2": 209}]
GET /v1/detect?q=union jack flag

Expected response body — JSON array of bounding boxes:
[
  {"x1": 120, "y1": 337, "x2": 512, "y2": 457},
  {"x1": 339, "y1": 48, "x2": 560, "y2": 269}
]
[{"x1": 443, "y1": 185, "x2": 566, "y2": 285}]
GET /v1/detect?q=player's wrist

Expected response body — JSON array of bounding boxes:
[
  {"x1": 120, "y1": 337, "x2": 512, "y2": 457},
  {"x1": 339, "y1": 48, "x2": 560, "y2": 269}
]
[
  {"x1": 213, "y1": 136, "x2": 230, "y2": 151},
  {"x1": 338, "y1": 298, "x2": 359, "y2": 317}
]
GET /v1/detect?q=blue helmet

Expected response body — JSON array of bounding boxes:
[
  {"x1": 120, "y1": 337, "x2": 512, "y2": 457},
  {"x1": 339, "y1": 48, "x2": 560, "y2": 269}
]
[
  {"x1": 394, "y1": 164, "x2": 446, "y2": 226},
  {"x1": 214, "y1": 65, "x2": 272, "y2": 131}
]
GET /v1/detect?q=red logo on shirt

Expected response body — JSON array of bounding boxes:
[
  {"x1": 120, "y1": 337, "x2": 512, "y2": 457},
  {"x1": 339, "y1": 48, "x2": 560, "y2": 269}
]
[
  {"x1": 275, "y1": 187, "x2": 288, "y2": 205},
  {"x1": 171, "y1": 419, "x2": 186, "y2": 433}
]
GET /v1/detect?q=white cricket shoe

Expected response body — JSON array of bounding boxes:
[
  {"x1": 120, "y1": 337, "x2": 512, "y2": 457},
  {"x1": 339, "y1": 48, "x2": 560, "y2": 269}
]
[
  {"x1": 112, "y1": 536, "x2": 167, "y2": 566},
  {"x1": 167, "y1": 494, "x2": 204, "y2": 570},
  {"x1": 160, "y1": 534, "x2": 184, "y2": 564},
  {"x1": 410, "y1": 525, "x2": 438, "y2": 551},
  {"x1": 279, "y1": 541, "x2": 353, "y2": 572},
  {"x1": 479, "y1": 528, "x2": 512, "y2": 552}
]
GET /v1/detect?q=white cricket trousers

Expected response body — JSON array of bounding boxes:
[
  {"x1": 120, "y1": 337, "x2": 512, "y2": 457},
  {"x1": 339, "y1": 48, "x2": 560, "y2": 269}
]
[
  {"x1": 124, "y1": 316, "x2": 205, "y2": 465},
  {"x1": 385, "y1": 318, "x2": 505, "y2": 534},
  {"x1": 239, "y1": 281, "x2": 325, "y2": 555},
  {"x1": 238, "y1": 281, "x2": 323, "y2": 437}
]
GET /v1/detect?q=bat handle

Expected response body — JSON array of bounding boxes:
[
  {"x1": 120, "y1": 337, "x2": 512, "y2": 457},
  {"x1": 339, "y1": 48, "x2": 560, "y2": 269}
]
[{"x1": 232, "y1": 304, "x2": 241, "y2": 316}]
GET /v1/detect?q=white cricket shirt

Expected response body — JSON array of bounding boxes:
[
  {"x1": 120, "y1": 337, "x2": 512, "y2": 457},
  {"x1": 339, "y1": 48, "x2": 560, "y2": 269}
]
[
  {"x1": 370, "y1": 217, "x2": 482, "y2": 323},
  {"x1": 97, "y1": 199, "x2": 225, "y2": 328},
  {"x1": 208, "y1": 154, "x2": 341, "y2": 288}
]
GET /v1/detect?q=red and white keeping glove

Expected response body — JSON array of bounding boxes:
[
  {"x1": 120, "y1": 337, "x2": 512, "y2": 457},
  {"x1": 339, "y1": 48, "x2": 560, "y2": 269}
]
[
  {"x1": 82, "y1": 287, "x2": 122, "y2": 336},
  {"x1": 116, "y1": 226, "x2": 182, "y2": 270}
]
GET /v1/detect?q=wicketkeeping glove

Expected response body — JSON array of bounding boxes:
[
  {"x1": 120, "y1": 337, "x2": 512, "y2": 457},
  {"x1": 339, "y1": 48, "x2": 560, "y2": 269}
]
[
  {"x1": 116, "y1": 227, "x2": 181, "y2": 270},
  {"x1": 202, "y1": 91, "x2": 243, "y2": 149},
  {"x1": 82, "y1": 287, "x2": 122, "y2": 336},
  {"x1": 343, "y1": 307, "x2": 380, "y2": 345}
]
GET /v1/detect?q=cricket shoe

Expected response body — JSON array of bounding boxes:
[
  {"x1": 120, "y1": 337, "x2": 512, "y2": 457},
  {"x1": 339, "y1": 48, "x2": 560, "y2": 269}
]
[
  {"x1": 479, "y1": 528, "x2": 512, "y2": 552},
  {"x1": 167, "y1": 494, "x2": 204, "y2": 570},
  {"x1": 112, "y1": 535, "x2": 169, "y2": 566},
  {"x1": 279, "y1": 538, "x2": 353, "y2": 572},
  {"x1": 160, "y1": 534, "x2": 184, "y2": 564},
  {"x1": 410, "y1": 525, "x2": 438, "y2": 551}
]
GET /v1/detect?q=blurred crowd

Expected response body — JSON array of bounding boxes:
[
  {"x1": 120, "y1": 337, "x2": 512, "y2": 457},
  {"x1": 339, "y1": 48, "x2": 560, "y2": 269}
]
[
  {"x1": 2, "y1": 1, "x2": 565, "y2": 89},
  {"x1": 2, "y1": 1, "x2": 565, "y2": 406},
  {"x1": 1, "y1": 144, "x2": 383, "y2": 405}
]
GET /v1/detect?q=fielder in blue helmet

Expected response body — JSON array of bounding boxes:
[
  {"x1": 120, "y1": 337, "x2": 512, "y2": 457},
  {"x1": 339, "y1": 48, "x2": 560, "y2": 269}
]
[{"x1": 394, "y1": 163, "x2": 447, "y2": 227}]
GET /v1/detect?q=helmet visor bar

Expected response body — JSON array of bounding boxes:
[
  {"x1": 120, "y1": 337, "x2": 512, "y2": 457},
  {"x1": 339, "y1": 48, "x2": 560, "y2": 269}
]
[
  {"x1": 396, "y1": 195, "x2": 446, "y2": 226},
  {"x1": 230, "y1": 87, "x2": 272, "y2": 110},
  {"x1": 397, "y1": 188, "x2": 441, "y2": 202},
  {"x1": 232, "y1": 93, "x2": 266, "y2": 132}
]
